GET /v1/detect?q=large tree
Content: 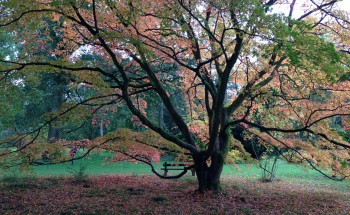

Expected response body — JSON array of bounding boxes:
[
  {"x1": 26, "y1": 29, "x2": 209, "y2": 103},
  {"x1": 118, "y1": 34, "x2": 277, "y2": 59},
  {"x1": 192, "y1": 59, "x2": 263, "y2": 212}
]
[{"x1": 1, "y1": 0, "x2": 350, "y2": 191}]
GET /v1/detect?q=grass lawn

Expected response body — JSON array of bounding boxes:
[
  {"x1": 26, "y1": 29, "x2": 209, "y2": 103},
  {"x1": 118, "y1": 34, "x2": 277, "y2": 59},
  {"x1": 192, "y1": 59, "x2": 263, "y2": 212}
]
[
  {"x1": 38, "y1": 153, "x2": 350, "y2": 190},
  {"x1": 0, "y1": 149, "x2": 350, "y2": 191},
  {"x1": 31, "y1": 151, "x2": 164, "y2": 177},
  {"x1": 2, "y1": 150, "x2": 349, "y2": 192}
]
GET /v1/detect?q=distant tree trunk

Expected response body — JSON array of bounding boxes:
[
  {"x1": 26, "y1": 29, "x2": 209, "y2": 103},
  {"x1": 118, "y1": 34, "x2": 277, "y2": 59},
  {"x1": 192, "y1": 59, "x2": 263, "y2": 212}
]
[
  {"x1": 158, "y1": 103, "x2": 164, "y2": 129},
  {"x1": 99, "y1": 123, "x2": 104, "y2": 136},
  {"x1": 47, "y1": 74, "x2": 66, "y2": 143},
  {"x1": 48, "y1": 93, "x2": 63, "y2": 143}
]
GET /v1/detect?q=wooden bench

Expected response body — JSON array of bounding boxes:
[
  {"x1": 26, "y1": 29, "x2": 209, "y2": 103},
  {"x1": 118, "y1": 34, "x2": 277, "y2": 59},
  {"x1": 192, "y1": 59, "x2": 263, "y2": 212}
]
[{"x1": 161, "y1": 162, "x2": 195, "y2": 176}]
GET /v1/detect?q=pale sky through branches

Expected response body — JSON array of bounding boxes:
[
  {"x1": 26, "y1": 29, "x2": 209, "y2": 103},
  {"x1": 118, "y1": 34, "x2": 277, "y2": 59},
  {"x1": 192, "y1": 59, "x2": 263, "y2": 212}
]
[
  {"x1": 338, "y1": 0, "x2": 350, "y2": 11},
  {"x1": 272, "y1": 0, "x2": 350, "y2": 17}
]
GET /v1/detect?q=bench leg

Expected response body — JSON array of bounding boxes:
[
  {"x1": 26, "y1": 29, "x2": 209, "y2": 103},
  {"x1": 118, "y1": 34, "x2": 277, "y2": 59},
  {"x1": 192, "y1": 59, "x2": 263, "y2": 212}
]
[{"x1": 191, "y1": 168, "x2": 195, "y2": 176}]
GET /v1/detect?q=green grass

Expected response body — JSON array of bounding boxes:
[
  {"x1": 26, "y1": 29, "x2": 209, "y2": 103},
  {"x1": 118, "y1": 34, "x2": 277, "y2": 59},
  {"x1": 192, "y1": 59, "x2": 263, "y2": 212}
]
[
  {"x1": 222, "y1": 161, "x2": 350, "y2": 192},
  {"x1": 1, "y1": 152, "x2": 350, "y2": 191},
  {"x1": 31, "y1": 151, "x2": 159, "y2": 177}
]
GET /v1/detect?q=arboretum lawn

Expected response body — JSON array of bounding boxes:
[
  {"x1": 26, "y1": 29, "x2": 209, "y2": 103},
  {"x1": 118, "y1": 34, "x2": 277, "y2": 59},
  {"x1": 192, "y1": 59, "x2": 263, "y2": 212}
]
[
  {"x1": 1, "y1": 151, "x2": 350, "y2": 214},
  {"x1": 2, "y1": 151, "x2": 350, "y2": 191}
]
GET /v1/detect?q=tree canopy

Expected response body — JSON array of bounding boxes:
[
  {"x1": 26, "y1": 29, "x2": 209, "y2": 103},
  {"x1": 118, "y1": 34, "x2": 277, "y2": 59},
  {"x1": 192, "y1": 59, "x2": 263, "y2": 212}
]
[{"x1": 0, "y1": 0, "x2": 350, "y2": 191}]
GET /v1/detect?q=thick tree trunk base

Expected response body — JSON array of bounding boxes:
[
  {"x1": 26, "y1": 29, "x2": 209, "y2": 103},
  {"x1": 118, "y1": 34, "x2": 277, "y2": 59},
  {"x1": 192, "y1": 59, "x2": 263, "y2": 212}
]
[{"x1": 194, "y1": 154, "x2": 224, "y2": 193}]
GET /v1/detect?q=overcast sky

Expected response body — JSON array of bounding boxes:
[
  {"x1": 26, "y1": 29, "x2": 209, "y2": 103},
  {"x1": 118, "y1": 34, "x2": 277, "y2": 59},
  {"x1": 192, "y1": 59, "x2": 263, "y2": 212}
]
[{"x1": 272, "y1": 0, "x2": 350, "y2": 18}]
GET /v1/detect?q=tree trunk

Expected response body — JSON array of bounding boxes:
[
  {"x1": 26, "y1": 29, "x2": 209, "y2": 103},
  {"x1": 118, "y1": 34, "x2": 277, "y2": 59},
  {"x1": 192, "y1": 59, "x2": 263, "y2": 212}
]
[
  {"x1": 158, "y1": 103, "x2": 164, "y2": 129},
  {"x1": 99, "y1": 123, "x2": 104, "y2": 136},
  {"x1": 194, "y1": 152, "x2": 225, "y2": 192},
  {"x1": 194, "y1": 131, "x2": 229, "y2": 192},
  {"x1": 48, "y1": 93, "x2": 63, "y2": 143},
  {"x1": 47, "y1": 74, "x2": 66, "y2": 143}
]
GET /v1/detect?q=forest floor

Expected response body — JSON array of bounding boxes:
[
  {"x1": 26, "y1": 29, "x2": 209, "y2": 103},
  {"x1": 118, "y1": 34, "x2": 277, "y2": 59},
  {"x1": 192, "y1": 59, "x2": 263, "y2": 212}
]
[{"x1": 1, "y1": 174, "x2": 349, "y2": 215}]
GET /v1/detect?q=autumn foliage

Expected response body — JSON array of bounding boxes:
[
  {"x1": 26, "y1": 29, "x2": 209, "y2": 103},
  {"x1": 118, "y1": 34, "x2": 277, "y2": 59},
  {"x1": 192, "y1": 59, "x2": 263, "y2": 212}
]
[{"x1": 0, "y1": 0, "x2": 350, "y2": 190}]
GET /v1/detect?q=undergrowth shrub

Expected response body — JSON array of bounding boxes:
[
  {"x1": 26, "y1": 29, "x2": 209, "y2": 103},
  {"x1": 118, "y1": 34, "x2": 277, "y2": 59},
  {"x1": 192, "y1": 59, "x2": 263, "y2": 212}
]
[
  {"x1": 258, "y1": 146, "x2": 280, "y2": 182},
  {"x1": 259, "y1": 156, "x2": 279, "y2": 182},
  {"x1": 67, "y1": 164, "x2": 89, "y2": 186}
]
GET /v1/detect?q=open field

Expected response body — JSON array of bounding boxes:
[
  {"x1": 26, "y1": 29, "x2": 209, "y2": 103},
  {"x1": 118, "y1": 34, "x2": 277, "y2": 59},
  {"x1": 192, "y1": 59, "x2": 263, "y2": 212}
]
[
  {"x1": 12, "y1": 152, "x2": 350, "y2": 191},
  {"x1": 2, "y1": 151, "x2": 350, "y2": 192}
]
